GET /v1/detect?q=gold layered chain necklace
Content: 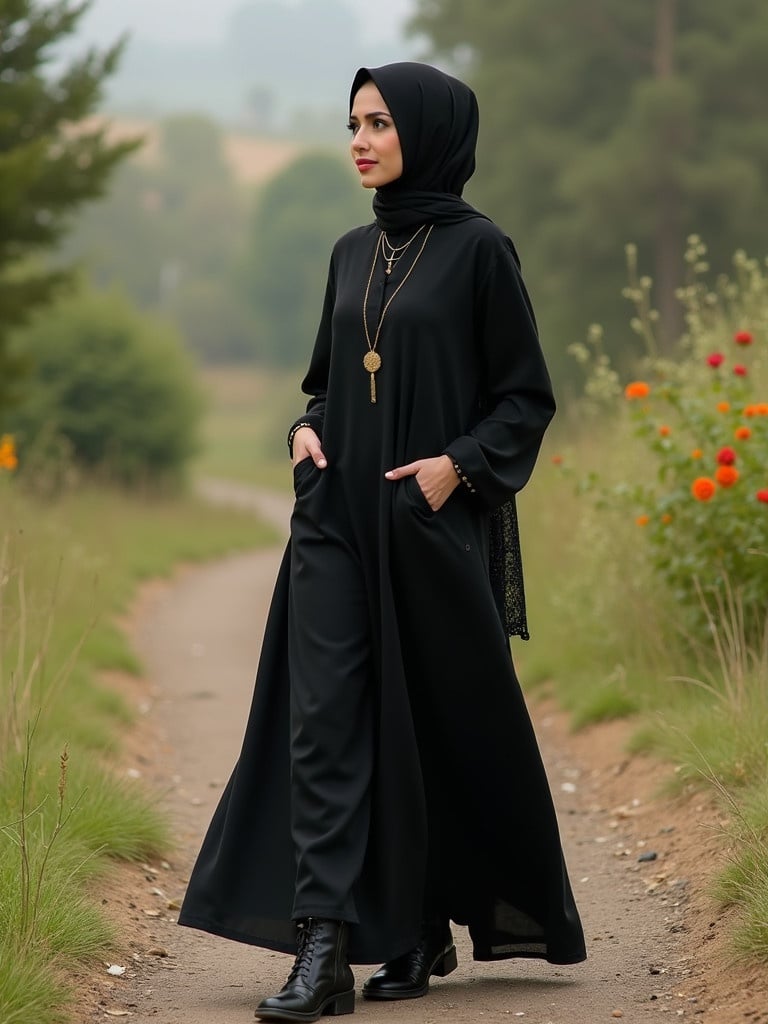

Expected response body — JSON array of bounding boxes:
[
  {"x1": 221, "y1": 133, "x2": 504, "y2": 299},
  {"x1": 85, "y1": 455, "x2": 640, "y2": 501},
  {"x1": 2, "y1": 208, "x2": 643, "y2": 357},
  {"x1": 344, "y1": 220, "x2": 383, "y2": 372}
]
[
  {"x1": 362, "y1": 224, "x2": 433, "y2": 404},
  {"x1": 381, "y1": 224, "x2": 426, "y2": 275}
]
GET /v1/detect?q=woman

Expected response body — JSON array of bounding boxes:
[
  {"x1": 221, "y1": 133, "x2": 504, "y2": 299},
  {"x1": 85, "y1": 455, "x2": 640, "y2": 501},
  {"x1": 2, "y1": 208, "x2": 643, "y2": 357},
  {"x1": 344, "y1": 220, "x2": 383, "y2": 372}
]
[{"x1": 179, "y1": 61, "x2": 586, "y2": 1022}]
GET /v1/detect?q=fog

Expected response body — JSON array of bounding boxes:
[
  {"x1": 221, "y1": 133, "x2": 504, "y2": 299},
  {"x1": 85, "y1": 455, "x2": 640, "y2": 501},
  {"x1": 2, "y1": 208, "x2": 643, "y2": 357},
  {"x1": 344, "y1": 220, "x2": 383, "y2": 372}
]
[
  {"x1": 77, "y1": 0, "x2": 420, "y2": 126},
  {"x1": 81, "y1": 0, "x2": 415, "y2": 45}
]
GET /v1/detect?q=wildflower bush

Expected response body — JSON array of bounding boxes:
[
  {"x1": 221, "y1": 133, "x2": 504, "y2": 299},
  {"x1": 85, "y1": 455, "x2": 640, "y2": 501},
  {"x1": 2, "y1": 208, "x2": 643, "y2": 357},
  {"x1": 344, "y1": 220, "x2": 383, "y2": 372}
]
[{"x1": 569, "y1": 238, "x2": 768, "y2": 636}]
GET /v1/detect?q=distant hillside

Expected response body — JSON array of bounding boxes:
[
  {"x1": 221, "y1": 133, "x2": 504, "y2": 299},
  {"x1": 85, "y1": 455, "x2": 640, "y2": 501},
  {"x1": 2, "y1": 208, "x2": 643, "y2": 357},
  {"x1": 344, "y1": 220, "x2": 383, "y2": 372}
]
[{"x1": 83, "y1": 115, "x2": 304, "y2": 186}]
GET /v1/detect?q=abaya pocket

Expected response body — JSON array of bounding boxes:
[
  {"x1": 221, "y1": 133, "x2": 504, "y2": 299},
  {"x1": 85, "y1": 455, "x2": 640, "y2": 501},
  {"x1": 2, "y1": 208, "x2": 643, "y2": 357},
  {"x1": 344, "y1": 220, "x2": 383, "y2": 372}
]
[
  {"x1": 293, "y1": 457, "x2": 319, "y2": 494},
  {"x1": 404, "y1": 474, "x2": 435, "y2": 518}
]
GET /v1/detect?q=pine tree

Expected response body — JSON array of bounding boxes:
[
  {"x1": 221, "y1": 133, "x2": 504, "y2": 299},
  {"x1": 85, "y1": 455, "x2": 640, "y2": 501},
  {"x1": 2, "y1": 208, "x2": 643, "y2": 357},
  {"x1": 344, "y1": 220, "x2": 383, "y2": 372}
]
[
  {"x1": 411, "y1": 0, "x2": 768, "y2": 372},
  {"x1": 0, "y1": 0, "x2": 137, "y2": 410}
]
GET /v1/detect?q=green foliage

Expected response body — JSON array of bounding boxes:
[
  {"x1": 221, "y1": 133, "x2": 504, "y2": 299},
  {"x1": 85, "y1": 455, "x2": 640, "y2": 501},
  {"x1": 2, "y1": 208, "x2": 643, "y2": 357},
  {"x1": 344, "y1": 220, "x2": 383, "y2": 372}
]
[
  {"x1": 10, "y1": 287, "x2": 203, "y2": 485},
  {"x1": 411, "y1": 0, "x2": 768, "y2": 379},
  {"x1": 243, "y1": 152, "x2": 370, "y2": 366},
  {"x1": 62, "y1": 114, "x2": 259, "y2": 363},
  {"x1": 0, "y1": 0, "x2": 137, "y2": 411},
  {"x1": 568, "y1": 239, "x2": 768, "y2": 635}
]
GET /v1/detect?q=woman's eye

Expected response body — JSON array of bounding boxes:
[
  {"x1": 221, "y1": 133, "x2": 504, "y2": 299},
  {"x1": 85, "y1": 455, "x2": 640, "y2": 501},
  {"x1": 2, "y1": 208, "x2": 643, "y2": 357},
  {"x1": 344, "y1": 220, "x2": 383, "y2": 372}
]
[
  {"x1": 373, "y1": 119, "x2": 388, "y2": 130},
  {"x1": 346, "y1": 122, "x2": 359, "y2": 135}
]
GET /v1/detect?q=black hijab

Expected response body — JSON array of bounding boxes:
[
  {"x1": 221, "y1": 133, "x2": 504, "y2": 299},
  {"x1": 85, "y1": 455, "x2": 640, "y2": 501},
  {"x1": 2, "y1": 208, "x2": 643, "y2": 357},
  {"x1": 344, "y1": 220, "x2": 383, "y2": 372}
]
[{"x1": 349, "y1": 62, "x2": 490, "y2": 233}]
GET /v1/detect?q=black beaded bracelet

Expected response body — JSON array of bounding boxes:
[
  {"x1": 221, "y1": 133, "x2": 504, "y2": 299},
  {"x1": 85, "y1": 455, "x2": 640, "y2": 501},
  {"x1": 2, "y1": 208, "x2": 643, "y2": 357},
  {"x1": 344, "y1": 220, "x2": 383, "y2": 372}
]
[{"x1": 451, "y1": 458, "x2": 477, "y2": 495}]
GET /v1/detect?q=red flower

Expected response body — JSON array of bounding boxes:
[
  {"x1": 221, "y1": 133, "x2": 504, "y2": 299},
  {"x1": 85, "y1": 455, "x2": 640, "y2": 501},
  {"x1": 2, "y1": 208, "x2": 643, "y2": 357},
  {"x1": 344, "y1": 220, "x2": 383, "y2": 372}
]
[
  {"x1": 757, "y1": 490, "x2": 768, "y2": 504},
  {"x1": 707, "y1": 353, "x2": 725, "y2": 368},
  {"x1": 734, "y1": 364, "x2": 748, "y2": 376},
  {"x1": 734, "y1": 331, "x2": 753, "y2": 345},
  {"x1": 717, "y1": 447, "x2": 736, "y2": 465}
]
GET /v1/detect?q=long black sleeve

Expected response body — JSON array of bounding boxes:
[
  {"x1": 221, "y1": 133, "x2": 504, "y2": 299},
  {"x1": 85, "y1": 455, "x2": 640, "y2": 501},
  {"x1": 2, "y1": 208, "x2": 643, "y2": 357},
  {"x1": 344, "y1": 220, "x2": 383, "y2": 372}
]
[
  {"x1": 444, "y1": 246, "x2": 555, "y2": 509},
  {"x1": 287, "y1": 255, "x2": 336, "y2": 450}
]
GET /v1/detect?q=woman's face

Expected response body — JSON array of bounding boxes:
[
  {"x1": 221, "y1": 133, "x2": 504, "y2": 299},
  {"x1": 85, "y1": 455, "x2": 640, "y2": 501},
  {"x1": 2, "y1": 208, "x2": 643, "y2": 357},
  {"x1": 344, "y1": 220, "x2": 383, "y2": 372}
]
[{"x1": 348, "y1": 81, "x2": 403, "y2": 189}]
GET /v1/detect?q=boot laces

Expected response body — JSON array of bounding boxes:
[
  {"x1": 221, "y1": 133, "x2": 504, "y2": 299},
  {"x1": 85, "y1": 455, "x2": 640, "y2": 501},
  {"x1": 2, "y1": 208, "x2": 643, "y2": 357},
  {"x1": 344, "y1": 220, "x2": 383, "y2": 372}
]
[{"x1": 287, "y1": 920, "x2": 319, "y2": 984}]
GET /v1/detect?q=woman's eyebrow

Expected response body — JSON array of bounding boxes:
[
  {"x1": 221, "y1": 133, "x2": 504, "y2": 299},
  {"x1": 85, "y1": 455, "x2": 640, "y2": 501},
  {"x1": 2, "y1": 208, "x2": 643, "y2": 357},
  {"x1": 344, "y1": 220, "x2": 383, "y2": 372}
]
[{"x1": 349, "y1": 110, "x2": 391, "y2": 122}]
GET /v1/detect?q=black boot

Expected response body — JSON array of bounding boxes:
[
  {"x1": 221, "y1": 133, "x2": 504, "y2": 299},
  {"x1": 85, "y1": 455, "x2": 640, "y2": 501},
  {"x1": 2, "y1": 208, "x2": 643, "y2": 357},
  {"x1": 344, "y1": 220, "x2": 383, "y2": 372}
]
[
  {"x1": 254, "y1": 918, "x2": 355, "y2": 1022},
  {"x1": 362, "y1": 919, "x2": 457, "y2": 1001}
]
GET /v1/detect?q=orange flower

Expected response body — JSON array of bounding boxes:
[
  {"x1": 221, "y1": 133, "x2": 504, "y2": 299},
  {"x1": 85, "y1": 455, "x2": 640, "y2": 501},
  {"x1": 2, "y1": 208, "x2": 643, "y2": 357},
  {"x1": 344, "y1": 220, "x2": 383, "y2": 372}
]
[
  {"x1": 551, "y1": 454, "x2": 563, "y2": 466},
  {"x1": 691, "y1": 448, "x2": 703, "y2": 459},
  {"x1": 735, "y1": 426, "x2": 752, "y2": 440},
  {"x1": 717, "y1": 401, "x2": 731, "y2": 413},
  {"x1": 758, "y1": 404, "x2": 768, "y2": 416},
  {"x1": 636, "y1": 514, "x2": 650, "y2": 527},
  {"x1": 661, "y1": 513, "x2": 673, "y2": 525},
  {"x1": 715, "y1": 465, "x2": 739, "y2": 487},
  {"x1": 744, "y1": 405, "x2": 757, "y2": 417},
  {"x1": 692, "y1": 477, "x2": 716, "y2": 501},
  {"x1": 624, "y1": 381, "x2": 650, "y2": 399},
  {"x1": 0, "y1": 434, "x2": 18, "y2": 472},
  {"x1": 658, "y1": 425, "x2": 671, "y2": 437}
]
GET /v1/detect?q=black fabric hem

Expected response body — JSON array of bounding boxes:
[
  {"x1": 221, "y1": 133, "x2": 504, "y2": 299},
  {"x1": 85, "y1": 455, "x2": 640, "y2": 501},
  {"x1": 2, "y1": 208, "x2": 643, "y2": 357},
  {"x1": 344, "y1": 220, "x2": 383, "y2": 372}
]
[
  {"x1": 291, "y1": 906, "x2": 359, "y2": 925},
  {"x1": 471, "y1": 945, "x2": 587, "y2": 964},
  {"x1": 178, "y1": 912, "x2": 297, "y2": 957}
]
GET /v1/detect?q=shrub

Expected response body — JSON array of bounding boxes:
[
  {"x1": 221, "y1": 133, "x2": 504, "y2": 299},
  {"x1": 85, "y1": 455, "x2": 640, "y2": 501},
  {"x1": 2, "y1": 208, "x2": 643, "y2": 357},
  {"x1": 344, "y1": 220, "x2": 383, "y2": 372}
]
[
  {"x1": 568, "y1": 239, "x2": 768, "y2": 637},
  {"x1": 10, "y1": 288, "x2": 202, "y2": 486}
]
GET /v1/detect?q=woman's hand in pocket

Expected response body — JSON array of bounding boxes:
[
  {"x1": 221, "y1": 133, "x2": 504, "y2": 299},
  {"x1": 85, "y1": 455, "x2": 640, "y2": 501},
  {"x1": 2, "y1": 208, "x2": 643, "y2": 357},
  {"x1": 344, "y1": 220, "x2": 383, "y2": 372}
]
[
  {"x1": 292, "y1": 427, "x2": 327, "y2": 469},
  {"x1": 384, "y1": 455, "x2": 459, "y2": 511}
]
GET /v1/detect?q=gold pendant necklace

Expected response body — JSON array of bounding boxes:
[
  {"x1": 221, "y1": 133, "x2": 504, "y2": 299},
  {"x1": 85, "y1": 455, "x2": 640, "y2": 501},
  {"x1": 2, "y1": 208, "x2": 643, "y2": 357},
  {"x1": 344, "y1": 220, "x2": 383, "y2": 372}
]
[
  {"x1": 381, "y1": 224, "x2": 426, "y2": 275},
  {"x1": 362, "y1": 224, "x2": 433, "y2": 403}
]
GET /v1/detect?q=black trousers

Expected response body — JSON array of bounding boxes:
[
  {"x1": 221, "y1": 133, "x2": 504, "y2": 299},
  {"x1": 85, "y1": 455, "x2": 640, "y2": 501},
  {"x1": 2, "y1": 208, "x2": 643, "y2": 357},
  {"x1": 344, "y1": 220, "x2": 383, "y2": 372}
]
[{"x1": 287, "y1": 464, "x2": 375, "y2": 923}]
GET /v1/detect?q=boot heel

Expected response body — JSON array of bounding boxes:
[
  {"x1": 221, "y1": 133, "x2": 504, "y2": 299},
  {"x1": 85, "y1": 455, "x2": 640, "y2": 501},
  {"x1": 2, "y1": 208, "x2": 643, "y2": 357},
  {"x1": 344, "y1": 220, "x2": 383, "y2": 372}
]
[
  {"x1": 432, "y1": 945, "x2": 458, "y2": 978},
  {"x1": 326, "y1": 988, "x2": 355, "y2": 1015}
]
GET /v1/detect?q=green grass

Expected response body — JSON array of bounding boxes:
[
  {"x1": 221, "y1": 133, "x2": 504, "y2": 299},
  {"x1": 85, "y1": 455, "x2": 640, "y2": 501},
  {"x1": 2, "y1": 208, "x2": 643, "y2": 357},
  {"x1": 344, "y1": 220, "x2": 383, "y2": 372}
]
[
  {"x1": 195, "y1": 365, "x2": 302, "y2": 490},
  {"x1": 709, "y1": 784, "x2": 768, "y2": 962},
  {"x1": 0, "y1": 481, "x2": 276, "y2": 1022}
]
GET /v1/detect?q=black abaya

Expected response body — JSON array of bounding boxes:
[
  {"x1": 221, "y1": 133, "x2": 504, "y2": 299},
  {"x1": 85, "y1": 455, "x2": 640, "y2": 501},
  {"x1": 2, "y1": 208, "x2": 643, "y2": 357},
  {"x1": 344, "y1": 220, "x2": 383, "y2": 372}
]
[{"x1": 178, "y1": 216, "x2": 587, "y2": 966}]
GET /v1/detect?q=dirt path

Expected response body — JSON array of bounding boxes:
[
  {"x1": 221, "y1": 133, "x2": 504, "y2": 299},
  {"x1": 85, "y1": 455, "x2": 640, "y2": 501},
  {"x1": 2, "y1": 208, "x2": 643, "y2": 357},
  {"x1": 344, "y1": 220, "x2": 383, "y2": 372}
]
[{"x1": 96, "y1": 478, "x2": 722, "y2": 1023}]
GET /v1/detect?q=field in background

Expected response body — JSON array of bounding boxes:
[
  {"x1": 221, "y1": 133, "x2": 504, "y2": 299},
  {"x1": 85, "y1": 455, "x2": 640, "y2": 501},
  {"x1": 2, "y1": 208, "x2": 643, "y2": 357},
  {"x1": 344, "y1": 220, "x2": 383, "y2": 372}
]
[
  {"x1": 196, "y1": 365, "x2": 303, "y2": 491},
  {"x1": 80, "y1": 115, "x2": 303, "y2": 186}
]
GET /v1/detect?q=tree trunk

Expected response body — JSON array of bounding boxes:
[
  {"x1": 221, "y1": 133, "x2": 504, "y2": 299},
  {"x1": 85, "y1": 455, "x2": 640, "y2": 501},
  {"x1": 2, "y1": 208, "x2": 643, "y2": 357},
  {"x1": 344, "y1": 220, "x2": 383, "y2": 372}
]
[{"x1": 653, "y1": 0, "x2": 684, "y2": 350}]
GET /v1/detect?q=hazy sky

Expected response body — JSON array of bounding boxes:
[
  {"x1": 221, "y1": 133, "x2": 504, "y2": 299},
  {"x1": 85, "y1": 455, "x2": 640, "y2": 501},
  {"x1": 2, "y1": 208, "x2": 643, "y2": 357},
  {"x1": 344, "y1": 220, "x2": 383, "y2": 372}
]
[{"x1": 80, "y1": 0, "x2": 416, "y2": 46}]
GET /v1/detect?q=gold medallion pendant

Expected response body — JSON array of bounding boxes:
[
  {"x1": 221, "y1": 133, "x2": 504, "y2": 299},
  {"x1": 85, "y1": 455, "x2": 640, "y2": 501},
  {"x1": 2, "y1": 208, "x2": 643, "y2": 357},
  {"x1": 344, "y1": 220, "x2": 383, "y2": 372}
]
[
  {"x1": 363, "y1": 351, "x2": 382, "y2": 402},
  {"x1": 363, "y1": 351, "x2": 382, "y2": 373}
]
